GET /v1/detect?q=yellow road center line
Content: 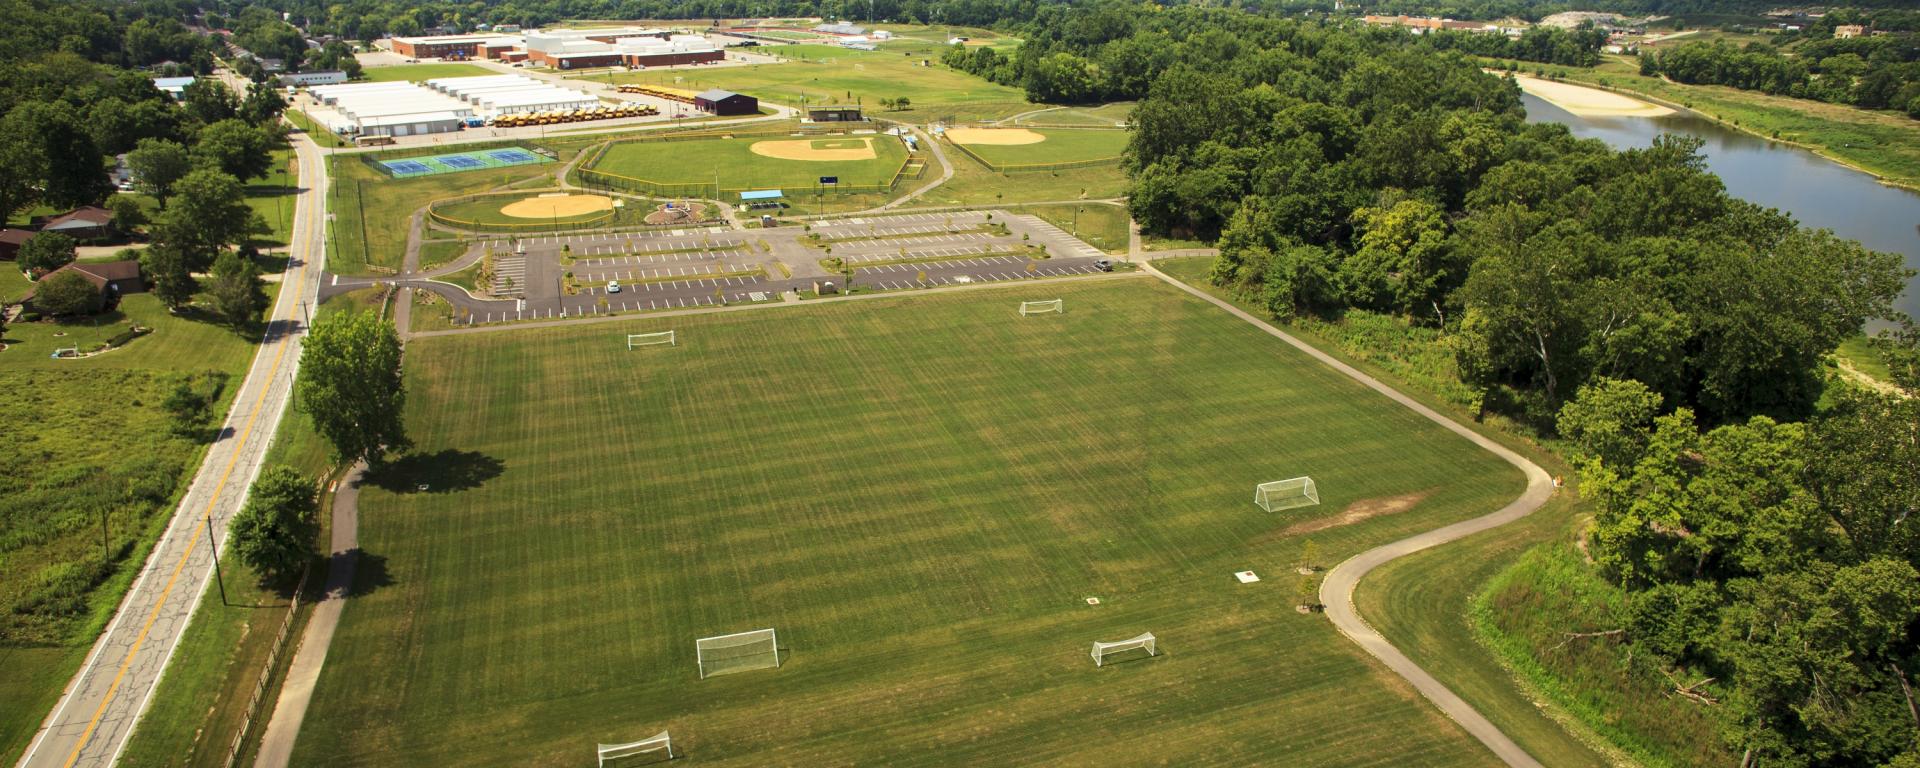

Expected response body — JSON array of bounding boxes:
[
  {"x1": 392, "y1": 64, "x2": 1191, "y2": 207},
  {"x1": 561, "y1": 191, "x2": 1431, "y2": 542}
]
[{"x1": 61, "y1": 153, "x2": 317, "y2": 768}]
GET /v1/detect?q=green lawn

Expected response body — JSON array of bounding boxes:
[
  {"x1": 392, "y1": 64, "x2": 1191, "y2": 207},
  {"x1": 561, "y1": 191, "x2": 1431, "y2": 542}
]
[
  {"x1": 911, "y1": 154, "x2": 1129, "y2": 207},
  {"x1": 585, "y1": 43, "x2": 1031, "y2": 122},
  {"x1": 0, "y1": 290, "x2": 272, "y2": 765},
  {"x1": 590, "y1": 133, "x2": 909, "y2": 194},
  {"x1": 117, "y1": 288, "x2": 380, "y2": 768},
  {"x1": 329, "y1": 139, "x2": 586, "y2": 275},
  {"x1": 361, "y1": 63, "x2": 496, "y2": 82},
  {"x1": 951, "y1": 128, "x2": 1129, "y2": 168},
  {"x1": 295, "y1": 278, "x2": 1525, "y2": 766},
  {"x1": 246, "y1": 149, "x2": 300, "y2": 248}
]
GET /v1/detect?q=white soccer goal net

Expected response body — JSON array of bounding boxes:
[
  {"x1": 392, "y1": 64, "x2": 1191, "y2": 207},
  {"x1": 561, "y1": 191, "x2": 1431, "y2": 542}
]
[
  {"x1": 597, "y1": 731, "x2": 673, "y2": 765},
  {"x1": 696, "y1": 628, "x2": 780, "y2": 679},
  {"x1": 1255, "y1": 476, "x2": 1320, "y2": 512},
  {"x1": 1019, "y1": 299, "x2": 1063, "y2": 316},
  {"x1": 1092, "y1": 632, "x2": 1157, "y2": 666},
  {"x1": 627, "y1": 331, "x2": 676, "y2": 349}
]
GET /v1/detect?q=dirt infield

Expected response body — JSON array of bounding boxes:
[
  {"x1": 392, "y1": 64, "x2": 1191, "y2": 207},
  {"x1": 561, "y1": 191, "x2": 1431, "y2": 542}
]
[
  {"x1": 750, "y1": 138, "x2": 878, "y2": 161},
  {"x1": 945, "y1": 127, "x2": 1047, "y2": 146},
  {"x1": 1509, "y1": 74, "x2": 1674, "y2": 117},
  {"x1": 498, "y1": 194, "x2": 615, "y2": 219}
]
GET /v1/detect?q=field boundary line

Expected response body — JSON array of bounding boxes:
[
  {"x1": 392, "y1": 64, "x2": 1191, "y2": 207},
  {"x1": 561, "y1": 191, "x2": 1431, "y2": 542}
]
[{"x1": 1141, "y1": 261, "x2": 1551, "y2": 768}]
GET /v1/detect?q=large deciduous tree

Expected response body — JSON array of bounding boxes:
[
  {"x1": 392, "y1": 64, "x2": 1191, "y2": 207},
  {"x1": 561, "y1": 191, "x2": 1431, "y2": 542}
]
[
  {"x1": 230, "y1": 467, "x2": 319, "y2": 585},
  {"x1": 17, "y1": 232, "x2": 77, "y2": 276},
  {"x1": 190, "y1": 119, "x2": 275, "y2": 181},
  {"x1": 156, "y1": 168, "x2": 254, "y2": 270},
  {"x1": 31, "y1": 270, "x2": 101, "y2": 316},
  {"x1": 297, "y1": 311, "x2": 409, "y2": 465},
  {"x1": 206, "y1": 250, "x2": 264, "y2": 326},
  {"x1": 126, "y1": 138, "x2": 192, "y2": 205}
]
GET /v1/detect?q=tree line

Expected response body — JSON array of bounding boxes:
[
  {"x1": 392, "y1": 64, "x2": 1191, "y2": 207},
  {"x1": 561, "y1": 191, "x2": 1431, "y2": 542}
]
[
  {"x1": 1641, "y1": 35, "x2": 1920, "y2": 119},
  {"x1": 1041, "y1": 3, "x2": 1915, "y2": 762}
]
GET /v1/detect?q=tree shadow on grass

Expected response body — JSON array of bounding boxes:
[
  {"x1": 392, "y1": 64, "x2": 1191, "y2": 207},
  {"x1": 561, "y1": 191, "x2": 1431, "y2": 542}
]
[
  {"x1": 364, "y1": 449, "x2": 504, "y2": 494},
  {"x1": 345, "y1": 551, "x2": 392, "y2": 598}
]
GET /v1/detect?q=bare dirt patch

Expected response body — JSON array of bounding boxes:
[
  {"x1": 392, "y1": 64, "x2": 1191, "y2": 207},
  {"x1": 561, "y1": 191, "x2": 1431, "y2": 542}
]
[
  {"x1": 498, "y1": 194, "x2": 614, "y2": 219},
  {"x1": 750, "y1": 137, "x2": 878, "y2": 161},
  {"x1": 1278, "y1": 491, "x2": 1434, "y2": 536},
  {"x1": 945, "y1": 127, "x2": 1047, "y2": 146},
  {"x1": 643, "y1": 202, "x2": 708, "y2": 225}
]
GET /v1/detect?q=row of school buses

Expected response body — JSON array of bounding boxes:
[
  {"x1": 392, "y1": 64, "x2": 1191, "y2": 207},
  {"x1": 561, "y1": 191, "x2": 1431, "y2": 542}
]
[{"x1": 488, "y1": 104, "x2": 660, "y2": 127}]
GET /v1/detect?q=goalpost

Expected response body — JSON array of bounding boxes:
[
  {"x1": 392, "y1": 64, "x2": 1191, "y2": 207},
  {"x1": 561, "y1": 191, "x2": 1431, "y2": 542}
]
[
  {"x1": 1255, "y1": 476, "x2": 1320, "y2": 512},
  {"x1": 695, "y1": 628, "x2": 779, "y2": 679},
  {"x1": 1018, "y1": 299, "x2": 1063, "y2": 316},
  {"x1": 627, "y1": 330, "x2": 676, "y2": 349},
  {"x1": 597, "y1": 731, "x2": 673, "y2": 765},
  {"x1": 1091, "y1": 632, "x2": 1157, "y2": 667}
]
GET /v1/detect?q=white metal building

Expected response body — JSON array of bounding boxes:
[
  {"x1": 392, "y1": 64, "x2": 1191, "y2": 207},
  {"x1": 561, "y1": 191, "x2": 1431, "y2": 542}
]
[
  {"x1": 307, "y1": 81, "x2": 475, "y2": 137},
  {"x1": 428, "y1": 75, "x2": 601, "y2": 115}
]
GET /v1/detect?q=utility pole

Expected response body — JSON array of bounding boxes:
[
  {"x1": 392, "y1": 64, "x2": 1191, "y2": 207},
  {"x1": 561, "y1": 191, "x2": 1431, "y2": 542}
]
[{"x1": 205, "y1": 514, "x2": 228, "y2": 606}]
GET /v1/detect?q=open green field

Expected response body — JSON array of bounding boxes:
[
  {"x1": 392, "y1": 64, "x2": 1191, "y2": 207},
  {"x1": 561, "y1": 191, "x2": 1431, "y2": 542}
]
[
  {"x1": 361, "y1": 63, "x2": 495, "y2": 82},
  {"x1": 951, "y1": 128, "x2": 1129, "y2": 168},
  {"x1": 0, "y1": 287, "x2": 274, "y2": 765},
  {"x1": 329, "y1": 138, "x2": 590, "y2": 275},
  {"x1": 590, "y1": 133, "x2": 909, "y2": 193},
  {"x1": 585, "y1": 44, "x2": 1032, "y2": 122},
  {"x1": 294, "y1": 279, "x2": 1525, "y2": 766}
]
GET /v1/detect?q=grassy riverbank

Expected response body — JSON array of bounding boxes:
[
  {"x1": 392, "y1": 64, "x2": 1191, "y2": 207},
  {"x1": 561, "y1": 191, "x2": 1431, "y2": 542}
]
[{"x1": 1487, "y1": 56, "x2": 1920, "y2": 191}]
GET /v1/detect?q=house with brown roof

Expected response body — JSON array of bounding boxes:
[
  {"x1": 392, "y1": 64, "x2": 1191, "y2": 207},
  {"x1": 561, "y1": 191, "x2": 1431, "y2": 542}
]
[
  {"x1": 21, "y1": 260, "x2": 146, "y2": 314},
  {"x1": 38, "y1": 206, "x2": 115, "y2": 241},
  {"x1": 0, "y1": 228, "x2": 34, "y2": 260}
]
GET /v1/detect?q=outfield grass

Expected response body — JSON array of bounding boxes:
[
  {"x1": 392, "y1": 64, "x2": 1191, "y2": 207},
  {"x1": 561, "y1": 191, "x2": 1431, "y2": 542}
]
[
  {"x1": 913, "y1": 155, "x2": 1129, "y2": 207},
  {"x1": 361, "y1": 63, "x2": 496, "y2": 82},
  {"x1": 591, "y1": 133, "x2": 909, "y2": 193},
  {"x1": 295, "y1": 278, "x2": 1524, "y2": 766},
  {"x1": 586, "y1": 44, "x2": 1031, "y2": 122},
  {"x1": 951, "y1": 128, "x2": 1129, "y2": 168}
]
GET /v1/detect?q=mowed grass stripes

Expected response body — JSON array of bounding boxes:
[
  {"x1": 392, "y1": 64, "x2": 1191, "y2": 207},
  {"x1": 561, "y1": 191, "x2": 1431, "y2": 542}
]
[{"x1": 295, "y1": 278, "x2": 1522, "y2": 766}]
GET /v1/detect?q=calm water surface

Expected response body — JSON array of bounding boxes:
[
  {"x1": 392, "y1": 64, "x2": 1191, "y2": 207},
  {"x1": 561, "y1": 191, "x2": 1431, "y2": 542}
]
[{"x1": 1521, "y1": 92, "x2": 1920, "y2": 325}]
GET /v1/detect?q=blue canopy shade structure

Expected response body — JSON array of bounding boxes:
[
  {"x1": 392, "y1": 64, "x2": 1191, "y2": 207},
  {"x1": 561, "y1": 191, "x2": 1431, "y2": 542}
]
[{"x1": 739, "y1": 190, "x2": 784, "y2": 201}]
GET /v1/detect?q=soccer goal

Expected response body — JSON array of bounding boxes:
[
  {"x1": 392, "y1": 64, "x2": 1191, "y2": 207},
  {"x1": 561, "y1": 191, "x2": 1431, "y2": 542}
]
[
  {"x1": 1092, "y1": 632, "x2": 1157, "y2": 667},
  {"x1": 1019, "y1": 299, "x2": 1064, "y2": 316},
  {"x1": 597, "y1": 731, "x2": 673, "y2": 765},
  {"x1": 627, "y1": 331, "x2": 676, "y2": 349},
  {"x1": 1255, "y1": 476, "x2": 1320, "y2": 512},
  {"x1": 696, "y1": 628, "x2": 779, "y2": 679}
]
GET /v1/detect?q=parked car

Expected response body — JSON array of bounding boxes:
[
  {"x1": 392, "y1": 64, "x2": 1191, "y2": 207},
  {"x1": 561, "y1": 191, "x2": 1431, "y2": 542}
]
[
  {"x1": 1093, "y1": 258, "x2": 1113, "y2": 272},
  {"x1": 606, "y1": 280, "x2": 621, "y2": 294}
]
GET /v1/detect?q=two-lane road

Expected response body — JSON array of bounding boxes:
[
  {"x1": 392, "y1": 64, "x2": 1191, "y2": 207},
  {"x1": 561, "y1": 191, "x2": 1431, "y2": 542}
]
[{"x1": 17, "y1": 134, "x2": 329, "y2": 768}]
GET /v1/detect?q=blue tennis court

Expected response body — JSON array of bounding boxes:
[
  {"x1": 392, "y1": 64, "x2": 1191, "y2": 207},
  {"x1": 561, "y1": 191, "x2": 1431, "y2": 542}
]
[{"x1": 376, "y1": 146, "x2": 553, "y2": 178}]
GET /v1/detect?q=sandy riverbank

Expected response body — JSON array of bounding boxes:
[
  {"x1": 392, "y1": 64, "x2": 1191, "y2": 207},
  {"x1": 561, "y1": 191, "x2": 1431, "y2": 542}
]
[{"x1": 1508, "y1": 73, "x2": 1675, "y2": 117}]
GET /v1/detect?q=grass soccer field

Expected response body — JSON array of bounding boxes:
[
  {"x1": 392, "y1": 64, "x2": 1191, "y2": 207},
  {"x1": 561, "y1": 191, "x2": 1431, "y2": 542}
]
[
  {"x1": 947, "y1": 127, "x2": 1129, "y2": 168},
  {"x1": 591, "y1": 133, "x2": 910, "y2": 193},
  {"x1": 293, "y1": 279, "x2": 1524, "y2": 766},
  {"x1": 585, "y1": 44, "x2": 1030, "y2": 119}
]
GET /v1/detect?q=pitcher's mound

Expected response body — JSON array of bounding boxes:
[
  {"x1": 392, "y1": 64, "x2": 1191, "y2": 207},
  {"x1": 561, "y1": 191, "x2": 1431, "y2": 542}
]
[
  {"x1": 499, "y1": 194, "x2": 614, "y2": 219},
  {"x1": 750, "y1": 137, "x2": 877, "y2": 161},
  {"x1": 946, "y1": 127, "x2": 1046, "y2": 146}
]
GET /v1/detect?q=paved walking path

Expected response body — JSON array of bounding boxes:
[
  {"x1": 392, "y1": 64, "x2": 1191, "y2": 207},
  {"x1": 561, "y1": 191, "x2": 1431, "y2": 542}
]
[
  {"x1": 251, "y1": 461, "x2": 365, "y2": 768},
  {"x1": 1141, "y1": 261, "x2": 1551, "y2": 768}
]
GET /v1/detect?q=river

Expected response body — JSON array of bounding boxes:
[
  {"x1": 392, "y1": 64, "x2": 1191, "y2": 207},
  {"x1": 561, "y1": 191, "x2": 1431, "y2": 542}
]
[{"x1": 1521, "y1": 92, "x2": 1920, "y2": 325}]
